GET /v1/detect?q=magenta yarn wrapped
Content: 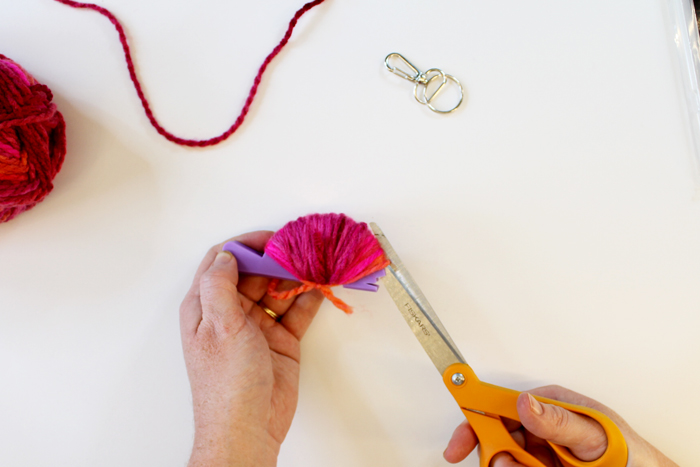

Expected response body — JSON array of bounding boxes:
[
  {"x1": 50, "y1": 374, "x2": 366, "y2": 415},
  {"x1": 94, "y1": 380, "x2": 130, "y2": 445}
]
[{"x1": 264, "y1": 213, "x2": 390, "y2": 313}]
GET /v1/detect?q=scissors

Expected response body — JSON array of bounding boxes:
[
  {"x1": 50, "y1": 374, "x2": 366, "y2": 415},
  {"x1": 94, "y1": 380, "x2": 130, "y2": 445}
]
[{"x1": 370, "y1": 223, "x2": 628, "y2": 467}]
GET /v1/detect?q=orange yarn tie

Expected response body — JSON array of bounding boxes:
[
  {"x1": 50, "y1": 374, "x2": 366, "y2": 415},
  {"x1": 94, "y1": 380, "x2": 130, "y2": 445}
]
[{"x1": 267, "y1": 279, "x2": 363, "y2": 314}]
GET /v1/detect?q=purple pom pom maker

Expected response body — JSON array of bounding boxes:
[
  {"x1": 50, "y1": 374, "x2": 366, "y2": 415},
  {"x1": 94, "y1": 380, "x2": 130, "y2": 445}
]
[{"x1": 222, "y1": 241, "x2": 386, "y2": 292}]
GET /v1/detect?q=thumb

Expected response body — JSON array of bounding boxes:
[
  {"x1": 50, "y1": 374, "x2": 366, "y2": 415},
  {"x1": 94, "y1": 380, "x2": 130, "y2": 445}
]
[
  {"x1": 199, "y1": 250, "x2": 244, "y2": 329},
  {"x1": 518, "y1": 393, "x2": 608, "y2": 462}
]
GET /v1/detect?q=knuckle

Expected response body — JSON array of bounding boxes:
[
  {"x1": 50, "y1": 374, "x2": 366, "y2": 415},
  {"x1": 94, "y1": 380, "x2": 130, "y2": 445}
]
[
  {"x1": 549, "y1": 405, "x2": 571, "y2": 432},
  {"x1": 529, "y1": 384, "x2": 568, "y2": 401},
  {"x1": 192, "y1": 318, "x2": 237, "y2": 349},
  {"x1": 491, "y1": 452, "x2": 516, "y2": 467},
  {"x1": 200, "y1": 271, "x2": 236, "y2": 296},
  {"x1": 593, "y1": 429, "x2": 609, "y2": 452},
  {"x1": 583, "y1": 427, "x2": 608, "y2": 452},
  {"x1": 178, "y1": 299, "x2": 190, "y2": 316},
  {"x1": 209, "y1": 313, "x2": 237, "y2": 337},
  {"x1": 207, "y1": 243, "x2": 222, "y2": 257}
]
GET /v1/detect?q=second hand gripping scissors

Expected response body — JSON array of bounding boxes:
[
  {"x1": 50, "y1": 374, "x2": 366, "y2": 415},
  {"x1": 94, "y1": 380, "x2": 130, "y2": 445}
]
[{"x1": 370, "y1": 223, "x2": 628, "y2": 467}]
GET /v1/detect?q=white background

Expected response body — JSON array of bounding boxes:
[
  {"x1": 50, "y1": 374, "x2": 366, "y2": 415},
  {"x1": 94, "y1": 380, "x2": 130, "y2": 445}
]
[{"x1": 0, "y1": 0, "x2": 698, "y2": 466}]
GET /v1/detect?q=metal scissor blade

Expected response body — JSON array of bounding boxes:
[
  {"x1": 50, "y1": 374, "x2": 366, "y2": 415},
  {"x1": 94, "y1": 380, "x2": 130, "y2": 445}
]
[{"x1": 371, "y1": 223, "x2": 466, "y2": 375}]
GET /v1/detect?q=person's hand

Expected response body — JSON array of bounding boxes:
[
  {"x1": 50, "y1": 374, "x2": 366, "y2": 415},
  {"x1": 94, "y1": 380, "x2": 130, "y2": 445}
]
[
  {"x1": 180, "y1": 231, "x2": 324, "y2": 467},
  {"x1": 443, "y1": 385, "x2": 678, "y2": 467}
]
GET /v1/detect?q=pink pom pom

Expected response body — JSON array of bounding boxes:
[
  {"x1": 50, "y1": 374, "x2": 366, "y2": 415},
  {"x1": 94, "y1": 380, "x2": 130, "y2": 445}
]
[{"x1": 264, "y1": 213, "x2": 390, "y2": 313}]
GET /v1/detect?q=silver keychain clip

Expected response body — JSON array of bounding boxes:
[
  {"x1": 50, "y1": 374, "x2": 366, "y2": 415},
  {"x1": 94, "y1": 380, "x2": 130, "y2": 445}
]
[{"x1": 385, "y1": 53, "x2": 464, "y2": 114}]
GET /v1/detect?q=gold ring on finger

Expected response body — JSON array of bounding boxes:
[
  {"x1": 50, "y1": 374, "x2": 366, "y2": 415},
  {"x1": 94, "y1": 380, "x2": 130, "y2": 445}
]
[{"x1": 258, "y1": 301, "x2": 281, "y2": 322}]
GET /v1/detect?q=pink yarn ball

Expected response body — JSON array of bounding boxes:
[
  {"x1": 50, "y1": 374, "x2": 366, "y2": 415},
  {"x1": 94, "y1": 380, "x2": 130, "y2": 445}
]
[{"x1": 0, "y1": 55, "x2": 66, "y2": 223}]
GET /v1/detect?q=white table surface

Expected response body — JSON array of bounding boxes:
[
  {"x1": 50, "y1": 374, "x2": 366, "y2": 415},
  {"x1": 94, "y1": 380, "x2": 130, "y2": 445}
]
[{"x1": 1, "y1": 0, "x2": 698, "y2": 466}]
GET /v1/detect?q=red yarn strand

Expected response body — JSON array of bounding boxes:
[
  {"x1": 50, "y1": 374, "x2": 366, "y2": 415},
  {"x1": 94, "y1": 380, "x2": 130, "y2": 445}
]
[{"x1": 53, "y1": 0, "x2": 327, "y2": 147}]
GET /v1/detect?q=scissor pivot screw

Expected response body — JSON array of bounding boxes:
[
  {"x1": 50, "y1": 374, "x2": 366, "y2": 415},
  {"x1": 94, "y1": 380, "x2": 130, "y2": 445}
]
[{"x1": 451, "y1": 373, "x2": 465, "y2": 386}]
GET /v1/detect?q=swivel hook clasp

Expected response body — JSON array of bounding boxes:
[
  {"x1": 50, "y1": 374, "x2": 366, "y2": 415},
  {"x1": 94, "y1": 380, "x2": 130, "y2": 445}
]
[{"x1": 385, "y1": 53, "x2": 464, "y2": 114}]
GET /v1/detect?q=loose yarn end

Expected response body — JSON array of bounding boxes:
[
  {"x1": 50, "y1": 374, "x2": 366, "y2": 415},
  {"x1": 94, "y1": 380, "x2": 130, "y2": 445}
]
[{"x1": 53, "y1": 0, "x2": 327, "y2": 147}]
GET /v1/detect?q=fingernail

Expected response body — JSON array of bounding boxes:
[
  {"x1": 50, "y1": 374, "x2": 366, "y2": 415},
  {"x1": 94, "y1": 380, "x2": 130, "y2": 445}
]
[
  {"x1": 214, "y1": 251, "x2": 233, "y2": 264},
  {"x1": 528, "y1": 393, "x2": 544, "y2": 415}
]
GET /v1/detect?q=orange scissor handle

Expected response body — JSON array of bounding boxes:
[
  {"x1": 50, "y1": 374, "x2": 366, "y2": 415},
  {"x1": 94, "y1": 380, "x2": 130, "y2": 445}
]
[{"x1": 442, "y1": 363, "x2": 628, "y2": 467}]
